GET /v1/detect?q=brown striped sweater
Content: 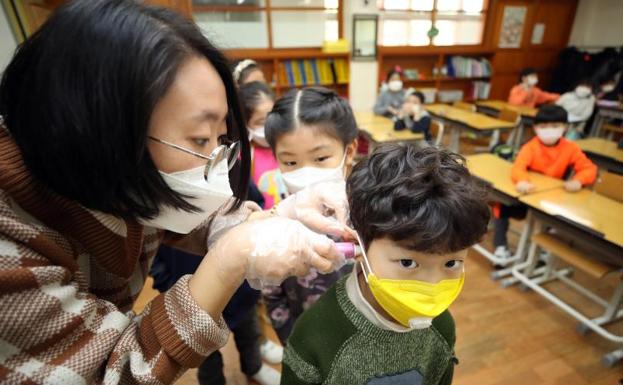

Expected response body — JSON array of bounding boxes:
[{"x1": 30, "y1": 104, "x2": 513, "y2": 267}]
[{"x1": 0, "y1": 128, "x2": 230, "y2": 384}]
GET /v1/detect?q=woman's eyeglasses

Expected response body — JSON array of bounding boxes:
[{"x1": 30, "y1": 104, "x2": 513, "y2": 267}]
[{"x1": 148, "y1": 136, "x2": 240, "y2": 181}]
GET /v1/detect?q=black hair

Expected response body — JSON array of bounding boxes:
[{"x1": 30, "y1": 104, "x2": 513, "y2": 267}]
[
  {"x1": 0, "y1": 0, "x2": 250, "y2": 220},
  {"x1": 534, "y1": 104, "x2": 568, "y2": 125},
  {"x1": 407, "y1": 90, "x2": 426, "y2": 104},
  {"x1": 239, "y1": 81, "x2": 275, "y2": 125},
  {"x1": 265, "y1": 86, "x2": 358, "y2": 151},
  {"x1": 347, "y1": 144, "x2": 490, "y2": 254},
  {"x1": 233, "y1": 59, "x2": 262, "y2": 86},
  {"x1": 386, "y1": 69, "x2": 402, "y2": 83},
  {"x1": 519, "y1": 67, "x2": 537, "y2": 82}
]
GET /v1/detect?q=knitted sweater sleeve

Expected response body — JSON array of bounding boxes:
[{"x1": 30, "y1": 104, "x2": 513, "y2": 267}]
[
  {"x1": 0, "y1": 236, "x2": 229, "y2": 384},
  {"x1": 281, "y1": 346, "x2": 322, "y2": 385}
]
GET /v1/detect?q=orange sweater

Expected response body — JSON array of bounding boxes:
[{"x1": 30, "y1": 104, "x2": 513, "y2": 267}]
[
  {"x1": 511, "y1": 137, "x2": 597, "y2": 185},
  {"x1": 508, "y1": 84, "x2": 560, "y2": 108}
]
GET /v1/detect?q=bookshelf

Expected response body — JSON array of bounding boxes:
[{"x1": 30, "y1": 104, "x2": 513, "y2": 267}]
[
  {"x1": 225, "y1": 49, "x2": 350, "y2": 98},
  {"x1": 378, "y1": 46, "x2": 494, "y2": 103}
]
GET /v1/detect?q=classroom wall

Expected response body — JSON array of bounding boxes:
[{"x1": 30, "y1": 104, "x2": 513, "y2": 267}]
[
  {"x1": 0, "y1": 5, "x2": 17, "y2": 72},
  {"x1": 568, "y1": 0, "x2": 623, "y2": 48},
  {"x1": 344, "y1": 0, "x2": 380, "y2": 112}
]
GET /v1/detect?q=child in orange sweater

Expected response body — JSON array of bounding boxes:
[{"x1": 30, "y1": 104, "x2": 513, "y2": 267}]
[
  {"x1": 508, "y1": 67, "x2": 559, "y2": 108},
  {"x1": 493, "y1": 104, "x2": 597, "y2": 258}
]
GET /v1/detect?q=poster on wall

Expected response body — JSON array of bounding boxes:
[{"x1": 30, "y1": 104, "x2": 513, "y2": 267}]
[{"x1": 498, "y1": 6, "x2": 527, "y2": 48}]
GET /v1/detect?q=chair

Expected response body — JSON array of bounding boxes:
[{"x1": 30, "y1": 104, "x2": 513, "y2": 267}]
[
  {"x1": 430, "y1": 120, "x2": 445, "y2": 147},
  {"x1": 595, "y1": 172, "x2": 623, "y2": 203},
  {"x1": 491, "y1": 108, "x2": 521, "y2": 149}
]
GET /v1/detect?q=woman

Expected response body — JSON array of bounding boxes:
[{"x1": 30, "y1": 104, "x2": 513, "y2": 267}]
[{"x1": 0, "y1": 1, "x2": 348, "y2": 384}]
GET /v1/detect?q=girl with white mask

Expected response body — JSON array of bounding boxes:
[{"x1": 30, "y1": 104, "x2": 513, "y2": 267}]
[
  {"x1": 373, "y1": 68, "x2": 406, "y2": 118},
  {"x1": 260, "y1": 86, "x2": 358, "y2": 345},
  {"x1": 556, "y1": 79, "x2": 596, "y2": 127},
  {"x1": 239, "y1": 81, "x2": 283, "y2": 209}
]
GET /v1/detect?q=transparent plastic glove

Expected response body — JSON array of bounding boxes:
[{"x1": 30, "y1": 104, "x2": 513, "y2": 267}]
[
  {"x1": 206, "y1": 199, "x2": 262, "y2": 249},
  {"x1": 210, "y1": 217, "x2": 345, "y2": 289},
  {"x1": 515, "y1": 180, "x2": 535, "y2": 194},
  {"x1": 276, "y1": 180, "x2": 354, "y2": 240},
  {"x1": 563, "y1": 179, "x2": 582, "y2": 192}
]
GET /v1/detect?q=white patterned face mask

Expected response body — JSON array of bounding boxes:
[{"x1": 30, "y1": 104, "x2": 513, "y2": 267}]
[
  {"x1": 140, "y1": 159, "x2": 233, "y2": 234},
  {"x1": 281, "y1": 152, "x2": 347, "y2": 194}
]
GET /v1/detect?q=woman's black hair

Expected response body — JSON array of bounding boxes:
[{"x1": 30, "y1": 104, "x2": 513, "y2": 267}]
[
  {"x1": 534, "y1": 104, "x2": 568, "y2": 125},
  {"x1": 239, "y1": 81, "x2": 275, "y2": 125},
  {"x1": 265, "y1": 86, "x2": 358, "y2": 151},
  {"x1": 519, "y1": 67, "x2": 537, "y2": 82},
  {"x1": 347, "y1": 144, "x2": 490, "y2": 253},
  {"x1": 0, "y1": 0, "x2": 250, "y2": 220},
  {"x1": 386, "y1": 69, "x2": 402, "y2": 83}
]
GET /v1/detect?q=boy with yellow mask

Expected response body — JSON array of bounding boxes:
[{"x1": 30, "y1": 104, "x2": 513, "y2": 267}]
[{"x1": 281, "y1": 144, "x2": 490, "y2": 385}]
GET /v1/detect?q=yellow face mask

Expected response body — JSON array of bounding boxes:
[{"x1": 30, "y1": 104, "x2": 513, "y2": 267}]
[{"x1": 357, "y1": 233, "x2": 465, "y2": 328}]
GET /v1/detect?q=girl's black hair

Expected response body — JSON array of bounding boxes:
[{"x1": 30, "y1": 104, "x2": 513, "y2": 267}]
[
  {"x1": 0, "y1": 0, "x2": 250, "y2": 220},
  {"x1": 239, "y1": 81, "x2": 275, "y2": 124},
  {"x1": 265, "y1": 86, "x2": 359, "y2": 151},
  {"x1": 386, "y1": 69, "x2": 402, "y2": 83}
]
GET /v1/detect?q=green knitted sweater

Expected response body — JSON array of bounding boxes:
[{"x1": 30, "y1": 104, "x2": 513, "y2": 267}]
[{"x1": 281, "y1": 275, "x2": 456, "y2": 385}]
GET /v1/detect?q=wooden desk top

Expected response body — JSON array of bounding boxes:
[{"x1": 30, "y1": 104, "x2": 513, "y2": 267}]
[
  {"x1": 426, "y1": 104, "x2": 516, "y2": 131},
  {"x1": 476, "y1": 100, "x2": 538, "y2": 118},
  {"x1": 576, "y1": 138, "x2": 623, "y2": 163},
  {"x1": 519, "y1": 189, "x2": 623, "y2": 248},
  {"x1": 466, "y1": 154, "x2": 563, "y2": 198},
  {"x1": 354, "y1": 111, "x2": 424, "y2": 143}
]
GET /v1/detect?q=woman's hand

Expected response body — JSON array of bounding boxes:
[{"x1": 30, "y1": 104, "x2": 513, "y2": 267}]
[
  {"x1": 191, "y1": 216, "x2": 344, "y2": 300},
  {"x1": 276, "y1": 180, "x2": 354, "y2": 240}
]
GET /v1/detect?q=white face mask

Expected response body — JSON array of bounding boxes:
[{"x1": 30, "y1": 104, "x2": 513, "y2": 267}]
[
  {"x1": 249, "y1": 126, "x2": 269, "y2": 147},
  {"x1": 526, "y1": 76, "x2": 538, "y2": 86},
  {"x1": 536, "y1": 126, "x2": 565, "y2": 146},
  {"x1": 140, "y1": 159, "x2": 233, "y2": 234},
  {"x1": 575, "y1": 86, "x2": 592, "y2": 98},
  {"x1": 411, "y1": 104, "x2": 422, "y2": 115},
  {"x1": 602, "y1": 84, "x2": 615, "y2": 93},
  {"x1": 281, "y1": 152, "x2": 347, "y2": 194},
  {"x1": 388, "y1": 80, "x2": 403, "y2": 92}
]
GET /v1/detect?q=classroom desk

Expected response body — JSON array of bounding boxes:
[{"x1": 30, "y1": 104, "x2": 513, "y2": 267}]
[
  {"x1": 426, "y1": 104, "x2": 515, "y2": 153},
  {"x1": 519, "y1": 189, "x2": 623, "y2": 253},
  {"x1": 466, "y1": 153, "x2": 563, "y2": 205},
  {"x1": 475, "y1": 100, "x2": 537, "y2": 151},
  {"x1": 589, "y1": 101, "x2": 623, "y2": 137},
  {"x1": 475, "y1": 100, "x2": 538, "y2": 118},
  {"x1": 576, "y1": 138, "x2": 623, "y2": 174},
  {"x1": 354, "y1": 111, "x2": 424, "y2": 151},
  {"x1": 466, "y1": 154, "x2": 563, "y2": 269}
]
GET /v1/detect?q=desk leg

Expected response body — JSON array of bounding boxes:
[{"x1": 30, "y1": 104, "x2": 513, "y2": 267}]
[
  {"x1": 591, "y1": 112, "x2": 604, "y2": 138},
  {"x1": 513, "y1": 123, "x2": 525, "y2": 152},
  {"x1": 490, "y1": 212, "x2": 534, "y2": 280},
  {"x1": 450, "y1": 125, "x2": 460, "y2": 153}
]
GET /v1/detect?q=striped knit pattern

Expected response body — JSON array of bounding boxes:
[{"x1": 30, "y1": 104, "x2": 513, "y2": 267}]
[{"x1": 0, "y1": 129, "x2": 229, "y2": 384}]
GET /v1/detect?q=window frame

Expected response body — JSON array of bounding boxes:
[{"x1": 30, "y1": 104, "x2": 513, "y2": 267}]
[
  {"x1": 379, "y1": 0, "x2": 489, "y2": 48},
  {"x1": 191, "y1": 0, "x2": 344, "y2": 50}
]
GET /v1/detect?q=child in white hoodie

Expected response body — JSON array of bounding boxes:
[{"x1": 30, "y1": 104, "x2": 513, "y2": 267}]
[{"x1": 556, "y1": 80, "x2": 595, "y2": 123}]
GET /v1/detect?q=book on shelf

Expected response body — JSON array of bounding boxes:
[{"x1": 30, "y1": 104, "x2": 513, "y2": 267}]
[
  {"x1": 278, "y1": 58, "x2": 349, "y2": 87},
  {"x1": 446, "y1": 56, "x2": 492, "y2": 79}
]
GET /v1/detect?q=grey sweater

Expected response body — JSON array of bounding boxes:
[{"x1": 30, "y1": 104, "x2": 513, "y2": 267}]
[{"x1": 373, "y1": 89, "x2": 405, "y2": 117}]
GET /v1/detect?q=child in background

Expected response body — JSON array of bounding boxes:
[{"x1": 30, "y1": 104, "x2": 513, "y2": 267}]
[
  {"x1": 556, "y1": 79, "x2": 595, "y2": 123},
  {"x1": 281, "y1": 144, "x2": 491, "y2": 385},
  {"x1": 374, "y1": 68, "x2": 405, "y2": 118},
  {"x1": 493, "y1": 104, "x2": 597, "y2": 259},
  {"x1": 394, "y1": 89, "x2": 432, "y2": 142},
  {"x1": 508, "y1": 67, "x2": 559, "y2": 108},
  {"x1": 262, "y1": 86, "x2": 358, "y2": 344},
  {"x1": 233, "y1": 59, "x2": 266, "y2": 86},
  {"x1": 239, "y1": 81, "x2": 284, "y2": 209}
]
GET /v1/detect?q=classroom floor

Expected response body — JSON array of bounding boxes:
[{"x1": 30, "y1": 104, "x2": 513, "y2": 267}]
[{"x1": 134, "y1": 220, "x2": 623, "y2": 385}]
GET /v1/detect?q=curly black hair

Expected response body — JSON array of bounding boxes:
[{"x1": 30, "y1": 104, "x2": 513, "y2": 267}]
[{"x1": 347, "y1": 144, "x2": 490, "y2": 254}]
